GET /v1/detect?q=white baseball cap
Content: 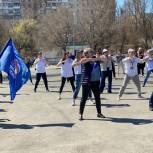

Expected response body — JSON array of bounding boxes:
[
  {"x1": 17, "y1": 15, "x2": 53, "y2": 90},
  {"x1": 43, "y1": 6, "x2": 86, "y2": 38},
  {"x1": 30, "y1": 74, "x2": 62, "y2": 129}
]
[
  {"x1": 128, "y1": 48, "x2": 135, "y2": 53},
  {"x1": 147, "y1": 48, "x2": 153, "y2": 54},
  {"x1": 103, "y1": 49, "x2": 108, "y2": 53}
]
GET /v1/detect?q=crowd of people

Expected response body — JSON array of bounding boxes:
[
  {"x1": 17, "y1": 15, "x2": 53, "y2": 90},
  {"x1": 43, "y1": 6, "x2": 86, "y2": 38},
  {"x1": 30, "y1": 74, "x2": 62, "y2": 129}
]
[
  {"x1": 1, "y1": 47, "x2": 153, "y2": 120},
  {"x1": 55, "y1": 47, "x2": 153, "y2": 120}
]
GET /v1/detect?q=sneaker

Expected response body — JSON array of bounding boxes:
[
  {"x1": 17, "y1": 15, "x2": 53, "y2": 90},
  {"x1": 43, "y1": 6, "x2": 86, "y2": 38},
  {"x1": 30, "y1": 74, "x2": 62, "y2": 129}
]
[
  {"x1": 138, "y1": 95, "x2": 144, "y2": 98},
  {"x1": 58, "y1": 94, "x2": 61, "y2": 100},
  {"x1": 72, "y1": 103, "x2": 76, "y2": 106},
  {"x1": 34, "y1": 88, "x2": 36, "y2": 92},
  {"x1": 46, "y1": 89, "x2": 50, "y2": 92},
  {"x1": 72, "y1": 99, "x2": 75, "y2": 106},
  {"x1": 97, "y1": 113, "x2": 106, "y2": 118},
  {"x1": 117, "y1": 96, "x2": 120, "y2": 101},
  {"x1": 79, "y1": 115, "x2": 84, "y2": 121},
  {"x1": 88, "y1": 97, "x2": 93, "y2": 103},
  {"x1": 149, "y1": 107, "x2": 153, "y2": 111}
]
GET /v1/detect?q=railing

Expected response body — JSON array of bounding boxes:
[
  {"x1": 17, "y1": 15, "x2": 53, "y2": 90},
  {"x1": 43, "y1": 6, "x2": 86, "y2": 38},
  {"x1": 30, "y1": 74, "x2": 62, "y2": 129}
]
[{"x1": 46, "y1": 57, "x2": 60, "y2": 65}]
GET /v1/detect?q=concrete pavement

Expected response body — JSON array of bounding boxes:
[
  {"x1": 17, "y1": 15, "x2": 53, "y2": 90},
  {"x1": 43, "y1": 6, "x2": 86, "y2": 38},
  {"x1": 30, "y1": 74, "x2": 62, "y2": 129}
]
[{"x1": 0, "y1": 67, "x2": 153, "y2": 153}]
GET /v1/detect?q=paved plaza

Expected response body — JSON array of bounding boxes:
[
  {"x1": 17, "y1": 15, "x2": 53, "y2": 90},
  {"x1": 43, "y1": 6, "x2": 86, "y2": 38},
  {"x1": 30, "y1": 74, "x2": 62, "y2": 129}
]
[{"x1": 0, "y1": 66, "x2": 153, "y2": 153}]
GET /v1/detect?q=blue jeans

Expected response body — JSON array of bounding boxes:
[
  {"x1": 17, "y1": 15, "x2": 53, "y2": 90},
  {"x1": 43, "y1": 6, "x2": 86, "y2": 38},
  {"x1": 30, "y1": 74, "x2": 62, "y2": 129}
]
[
  {"x1": 73, "y1": 74, "x2": 82, "y2": 99},
  {"x1": 100, "y1": 69, "x2": 112, "y2": 93},
  {"x1": 143, "y1": 69, "x2": 153, "y2": 87},
  {"x1": 149, "y1": 92, "x2": 153, "y2": 109}
]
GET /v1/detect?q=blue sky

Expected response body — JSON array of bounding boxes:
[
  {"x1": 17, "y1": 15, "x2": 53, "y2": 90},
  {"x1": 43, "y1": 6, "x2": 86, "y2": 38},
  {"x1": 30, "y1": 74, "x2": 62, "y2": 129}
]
[
  {"x1": 117, "y1": 0, "x2": 124, "y2": 7},
  {"x1": 116, "y1": 0, "x2": 152, "y2": 12}
]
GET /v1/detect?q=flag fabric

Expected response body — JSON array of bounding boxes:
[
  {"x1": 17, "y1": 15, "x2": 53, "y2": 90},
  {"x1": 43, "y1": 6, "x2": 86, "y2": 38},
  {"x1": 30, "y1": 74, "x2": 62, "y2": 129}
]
[{"x1": 0, "y1": 38, "x2": 30, "y2": 101}]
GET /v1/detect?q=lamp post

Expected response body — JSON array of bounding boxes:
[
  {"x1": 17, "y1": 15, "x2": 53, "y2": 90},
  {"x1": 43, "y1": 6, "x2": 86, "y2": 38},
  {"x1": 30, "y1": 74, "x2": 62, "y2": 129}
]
[
  {"x1": 72, "y1": 0, "x2": 77, "y2": 54},
  {"x1": 72, "y1": 11, "x2": 76, "y2": 53},
  {"x1": 63, "y1": 33, "x2": 71, "y2": 52}
]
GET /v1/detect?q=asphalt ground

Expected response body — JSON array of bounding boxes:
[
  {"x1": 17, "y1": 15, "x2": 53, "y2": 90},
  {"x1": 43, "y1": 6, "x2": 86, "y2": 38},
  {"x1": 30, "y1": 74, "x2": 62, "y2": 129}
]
[{"x1": 0, "y1": 66, "x2": 153, "y2": 153}]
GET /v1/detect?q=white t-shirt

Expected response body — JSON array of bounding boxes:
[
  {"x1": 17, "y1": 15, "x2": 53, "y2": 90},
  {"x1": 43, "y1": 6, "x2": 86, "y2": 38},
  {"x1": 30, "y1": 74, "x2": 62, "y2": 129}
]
[
  {"x1": 72, "y1": 59, "x2": 82, "y2": 75},
  {"x1": 122, "y1": 57, "x2": 140, "y2": 77},
  {"x1": 35, "y1": 57, "x2": 46, "y2": 73},
  {"x1": 61, "y1": 58, "x2": 74, "y2": 78},
  {"x1": 145, "y1": 57, "x2": 153, "y2": 71}
]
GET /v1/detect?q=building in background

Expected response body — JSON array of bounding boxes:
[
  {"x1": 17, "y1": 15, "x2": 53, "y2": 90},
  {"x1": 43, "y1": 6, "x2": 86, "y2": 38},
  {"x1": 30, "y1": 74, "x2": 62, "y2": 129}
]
[
  {"x1": 0, "y1": 0, "x2": 22, "y2": 20},
  {"x1": 43, "y1": 0, "x2": 73, "y2": 14},
  {"x1": 0, "y1": 0, "x2": 115, "y2": 21},
  {"x1": 0, "y1": 0, "x2": 74, "y2": 20}
]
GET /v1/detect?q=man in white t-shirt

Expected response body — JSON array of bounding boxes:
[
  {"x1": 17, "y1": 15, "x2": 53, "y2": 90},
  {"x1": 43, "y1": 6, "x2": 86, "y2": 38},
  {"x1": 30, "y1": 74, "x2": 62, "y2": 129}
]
[
  {"x1": 118, "y1": 49, "x2": 143, "y2": 100},
  {"x1": 34, "y1": 52, "x2": 49, "y2": 92}
]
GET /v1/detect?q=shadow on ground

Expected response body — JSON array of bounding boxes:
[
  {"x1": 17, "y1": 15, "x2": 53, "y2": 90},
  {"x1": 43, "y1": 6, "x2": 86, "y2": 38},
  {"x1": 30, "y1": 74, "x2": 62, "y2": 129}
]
[
  {"x1": 0, "y1": 109, "x2": 8, "y2": 112},
  {"x1": 0, "y1": 119, "x2": 10, "y2": 122},
  {"x1": 0, "y1": 101, "x2": 13, "y2": 104},
  {"x1": 0, "y1": 93, "x2": 30, "y2": 97},
  {"x1": 75, "y1": 103, "x2": 130, "y2": 108},
  {"x1": 0, "y1": 123, "x2": 75, "y2": 129},
  {"x1": 102, "y1": 104, "x2": 130, "y2": 108},
  {"x1": 85, "y1": 117, "x2": 153, "y2": 125},
  {"x1": 104, "y1": 117, "x2": 153, "y2": 125}
]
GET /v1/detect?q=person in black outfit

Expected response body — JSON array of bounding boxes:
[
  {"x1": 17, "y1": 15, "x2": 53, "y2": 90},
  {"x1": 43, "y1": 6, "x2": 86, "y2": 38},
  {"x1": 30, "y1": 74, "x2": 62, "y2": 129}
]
[
  {"x1": 79, "y1": 48, "x2": 106, "y2": 120},
  {"x1": 149, "y1": 92, "x2": 153, "y2": 111},
  {"x1": 0, "y1": 71, "x2": 3, "y2": 84},
  {"x1": 112, "y1": 61, "x2": 116, "y2": 78},
  {"x1": 137, "y1": 48, "x2": 145, "y2": 76}
]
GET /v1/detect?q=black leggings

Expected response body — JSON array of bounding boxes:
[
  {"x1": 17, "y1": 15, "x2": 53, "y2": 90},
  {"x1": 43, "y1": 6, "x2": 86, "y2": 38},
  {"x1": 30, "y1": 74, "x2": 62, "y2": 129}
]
[
  {"x1": 34, "y1": 73, "x2": 49, "y2": 90},
  {"x1": 137, "y1": 63, "x2": 145, "y2": 75},
  {"x1": 0, "y1": 71, "x2": 2, "y2": 83},
  {"x1": 59, "y1": 77, "x2": 75, "y2": 94},
  {"x1": 80, "y1": 81, "x2": 101, "y2": 115}
]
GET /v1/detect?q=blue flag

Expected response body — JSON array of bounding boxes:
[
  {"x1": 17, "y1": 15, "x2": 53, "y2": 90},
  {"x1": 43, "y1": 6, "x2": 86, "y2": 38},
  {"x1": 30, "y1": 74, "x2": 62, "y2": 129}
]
[{"x1": 0, "y1": 38, "x2": 30, "y2": 101}]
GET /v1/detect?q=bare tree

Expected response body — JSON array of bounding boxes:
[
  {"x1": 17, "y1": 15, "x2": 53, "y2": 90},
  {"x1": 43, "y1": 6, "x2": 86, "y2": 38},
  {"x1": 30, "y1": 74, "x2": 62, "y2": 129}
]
[
  {"x1": 0, "y1": 19, "x2": 9, "y2": 50},
  {"x1": 78, "y1": 0, "x2": 116, "y2": 50},
  {"x1": 125, "y1": 0, "x2": 153, "y2": 48},
  {"x1": 38, "y1": 7, "x2": 73, "y2": 52},
  {"x1": 22, "y1": 0, "x2": 47, "y2": 19}
]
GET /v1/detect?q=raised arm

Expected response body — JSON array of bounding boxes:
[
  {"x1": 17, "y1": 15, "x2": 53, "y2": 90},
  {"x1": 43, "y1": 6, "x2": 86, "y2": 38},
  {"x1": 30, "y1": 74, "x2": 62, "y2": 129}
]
[
  {"x1": 122, "y1": 57, "x2": 129, "y2": 63},
  {"x1": 34, "y1": 58, "x2": 39, "y2": 65},
  {"x1": 72, "y1": 59, "x2": 81, "y2": 67},
  {"x1": 57, "y1": 59, "x2": 64, "y2": 67},
  {"x1": 80, "y1": 57, "x2": 101, "y2": 64}
]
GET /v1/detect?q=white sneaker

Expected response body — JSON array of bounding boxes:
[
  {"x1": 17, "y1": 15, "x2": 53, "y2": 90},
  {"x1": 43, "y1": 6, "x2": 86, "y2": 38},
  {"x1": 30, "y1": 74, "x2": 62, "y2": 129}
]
[
  {"x1": 72, "y1": 99, "x2": 75, "y2": 106},
  {"x1": 117, "y1": 96, "x2": 121, "y2": 101},
  {"x1": 58, "y1": 94, "x2": 61, "y2": 100},
  {"x1": 88, "y1": 97, "x2": 93, "y2": 103}
]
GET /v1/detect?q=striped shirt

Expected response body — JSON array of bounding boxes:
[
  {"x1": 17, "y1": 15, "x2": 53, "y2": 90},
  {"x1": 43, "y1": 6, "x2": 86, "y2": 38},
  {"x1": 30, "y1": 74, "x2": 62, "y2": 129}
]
[{"x1": 81, "y1": 62, "x2": 92, "y2": 85}]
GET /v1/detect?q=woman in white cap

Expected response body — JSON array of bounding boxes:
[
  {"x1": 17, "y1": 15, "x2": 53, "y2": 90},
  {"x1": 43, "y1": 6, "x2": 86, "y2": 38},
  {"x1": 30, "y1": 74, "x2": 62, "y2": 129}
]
[
  {"x1": 100, "y1": 49, "x2": 113, "y2": 93},
  {"x1": 118, "y1": 48, "x2": 143, "y2": 100}
]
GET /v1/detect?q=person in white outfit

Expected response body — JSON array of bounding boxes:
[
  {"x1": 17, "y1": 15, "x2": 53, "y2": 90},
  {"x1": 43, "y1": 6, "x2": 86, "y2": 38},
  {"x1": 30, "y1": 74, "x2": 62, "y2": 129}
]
[
  {"x1": 57, "y1": 52, "x2": 75, "y2": 100},
  {"x1": 118, "y1": 49, "x2": 143, "y2": 100},
  {"x1": 34, "y1": 52, "x2": 49, "y2": 92}
]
